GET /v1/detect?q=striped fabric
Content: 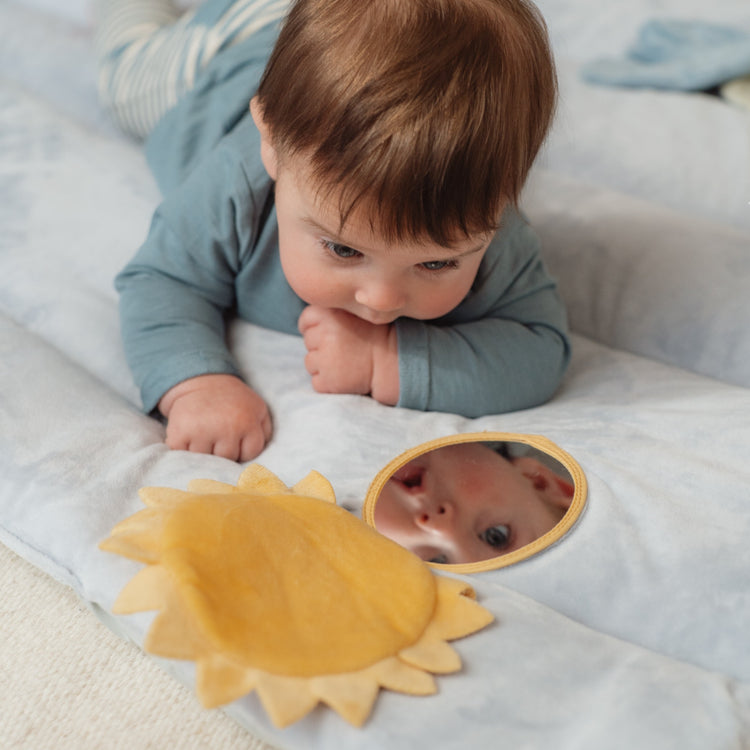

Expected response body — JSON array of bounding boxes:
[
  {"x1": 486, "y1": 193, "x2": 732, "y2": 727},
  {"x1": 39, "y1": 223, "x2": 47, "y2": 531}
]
[{"x1": 95, "y1": 0, "x2": 290, "y2": 138}]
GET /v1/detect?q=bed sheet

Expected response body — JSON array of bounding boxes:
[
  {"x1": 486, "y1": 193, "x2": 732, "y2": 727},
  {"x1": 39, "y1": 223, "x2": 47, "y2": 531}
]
[{"x1": 2, "y1": 0, "x2": 750, "y2": 748}]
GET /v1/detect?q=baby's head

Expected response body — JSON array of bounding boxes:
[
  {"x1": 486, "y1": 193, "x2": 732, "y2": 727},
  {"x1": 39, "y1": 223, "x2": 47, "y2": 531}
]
[{"x1": 252, "y1": 0, "x2": 557, "y2": 323}]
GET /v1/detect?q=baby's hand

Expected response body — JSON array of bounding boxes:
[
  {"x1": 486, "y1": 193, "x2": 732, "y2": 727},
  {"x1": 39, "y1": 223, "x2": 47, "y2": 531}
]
[
  {"x1": 298, "y1": 306, "x2": 399, "y2": 405},
  {"x1": 158, "y1": 374, "x2": 272, "y2": 462}
]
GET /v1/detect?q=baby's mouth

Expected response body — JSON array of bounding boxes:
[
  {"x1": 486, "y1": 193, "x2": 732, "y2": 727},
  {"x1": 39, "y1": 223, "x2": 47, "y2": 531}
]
[{"x1": 391, "y1": 464, "x2": 425, "y2": 491}]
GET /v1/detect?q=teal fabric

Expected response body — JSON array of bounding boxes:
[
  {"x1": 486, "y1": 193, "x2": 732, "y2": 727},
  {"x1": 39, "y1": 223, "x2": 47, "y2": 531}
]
[{"x1": 581, "y1": 20, "x2": 750, "y2": 91}]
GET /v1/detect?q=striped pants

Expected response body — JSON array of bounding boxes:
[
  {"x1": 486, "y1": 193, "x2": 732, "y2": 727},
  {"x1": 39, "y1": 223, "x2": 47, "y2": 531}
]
[{"x1": 94, "y1": 0, "x2": 290, "y2": 139}]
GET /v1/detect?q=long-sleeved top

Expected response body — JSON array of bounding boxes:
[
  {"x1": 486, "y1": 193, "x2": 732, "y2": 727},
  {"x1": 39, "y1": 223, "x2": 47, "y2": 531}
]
[{"x1": 116, "y1": 26, "x2": 570, "y2": 418}]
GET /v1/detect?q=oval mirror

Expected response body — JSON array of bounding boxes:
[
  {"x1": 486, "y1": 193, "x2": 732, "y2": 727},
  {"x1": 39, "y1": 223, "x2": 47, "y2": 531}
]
[{"x1": 363, "y1": 432, "x2": 587, "y2": 573}]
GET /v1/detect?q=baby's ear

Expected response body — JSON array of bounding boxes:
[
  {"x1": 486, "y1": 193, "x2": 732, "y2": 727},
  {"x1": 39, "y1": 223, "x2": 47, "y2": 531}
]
[
  {"x1": 250, "y1": 97, "x2": 279, "y2": 180},
  {"x1": 514, "y1": 456, "x2": 575, "y2": 510}
]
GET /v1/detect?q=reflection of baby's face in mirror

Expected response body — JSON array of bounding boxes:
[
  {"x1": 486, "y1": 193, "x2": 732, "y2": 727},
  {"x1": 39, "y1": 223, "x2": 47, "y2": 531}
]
[{"x1": 373, "y1": 442, "x2": 575, "y2": 565}]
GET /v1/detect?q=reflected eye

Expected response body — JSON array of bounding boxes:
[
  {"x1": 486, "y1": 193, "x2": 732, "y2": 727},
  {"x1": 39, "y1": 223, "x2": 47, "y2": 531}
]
[
  {"x1": 323, "y1": 240, "x2": 361, "y2": 259},
  {"x1": 427, "y1": 554, "x2": 449, "y2": 565},
  {"x1": 480, "y1": 524, "x2": 510, "y2": 550},
  {"x1": 419, "y1": 259, "x2": 458, "y2": 272}
]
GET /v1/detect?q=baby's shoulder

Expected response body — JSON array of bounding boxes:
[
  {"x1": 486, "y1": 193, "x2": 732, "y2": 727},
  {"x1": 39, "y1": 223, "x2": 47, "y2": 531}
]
[
  {"x1": 214, "y1": 115, "x2": 270, "y2": 190},
  {"x1": 484, "y1": 207, "x2": 540, "y2": 261}
]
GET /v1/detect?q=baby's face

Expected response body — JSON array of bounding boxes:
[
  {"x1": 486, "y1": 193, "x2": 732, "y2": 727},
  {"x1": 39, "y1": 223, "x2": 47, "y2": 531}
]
[
  {"x1": 373, "y1": 442, "x2": 574, "y2": 565},
  {"x1": 271, "y1": 157, "x2": 491, "y2": 325}
]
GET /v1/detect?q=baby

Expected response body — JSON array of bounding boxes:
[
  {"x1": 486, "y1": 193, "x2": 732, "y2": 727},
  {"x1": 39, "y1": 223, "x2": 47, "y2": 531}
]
[
  {"x1": 372, "y1": 441, "x2": 575, "y2": 565},
  {"x1": 100, "y1": 0, "x2": 570, "y2": 461}
]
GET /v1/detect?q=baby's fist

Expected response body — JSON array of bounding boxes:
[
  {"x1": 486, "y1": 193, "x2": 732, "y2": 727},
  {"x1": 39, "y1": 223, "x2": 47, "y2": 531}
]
[
  {"x1": 298, "y1": 306, "x2": 399, "y2": 404},
  {"x1": 158, "y1": 374, "x2": 272, "y2": 462}
]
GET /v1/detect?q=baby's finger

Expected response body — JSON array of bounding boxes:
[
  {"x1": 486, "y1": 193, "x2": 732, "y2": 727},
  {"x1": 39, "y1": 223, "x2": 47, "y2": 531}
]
[
  {"x1": 164, "y1": 421, "x2": 197, "y2": 453},
  {"x1": 297, "y1": 305, "x2": 323, "y2": 333},
  {"x1": 164, "y1": 433, "x2": 190, "y2": 452},
  {"x1": 304, "y1": 350, "x2": 320, "y2": 376},
  {"x1": 260, "y1": 410, "x2": 273, "y2": 442},
  {"x1": 211, "y1": 437, "x2": 243, "y2": 462},
  {"x1": 238, "y1": 427, "x2": 268, "y2": 463},
  {"x1": 186, "y1": 435, "x2": 218, "y2": 456},
  {"x1": 309, "y1": 371, "x2": 335, "y2": 394},
  {"x1": 299, "y1": 323, "x2": 321, "y2": 351}
]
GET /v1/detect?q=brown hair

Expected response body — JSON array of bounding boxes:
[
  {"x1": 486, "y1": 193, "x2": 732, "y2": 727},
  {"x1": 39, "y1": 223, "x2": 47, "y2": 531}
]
[{"x1": 256, "y1": 0, "x2": 557, "y2": 246}]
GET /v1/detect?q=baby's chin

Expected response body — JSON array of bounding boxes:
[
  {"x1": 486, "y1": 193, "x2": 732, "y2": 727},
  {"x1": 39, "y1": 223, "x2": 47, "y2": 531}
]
[
  {"x1": 348, "y1": 306, "x2": 449, "y2": 326},
  {"x1": 355, "y1": 312, "x2": 401, "y2": 325}
]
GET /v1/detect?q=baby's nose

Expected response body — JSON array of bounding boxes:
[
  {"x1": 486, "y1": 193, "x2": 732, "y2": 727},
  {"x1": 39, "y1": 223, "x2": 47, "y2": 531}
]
[
  {"x1": 354, "y1": 280, "x2": 405, "y2": 312},
  {"x1": 415, "y1": 500, "x2": 454, "y2": 532}
]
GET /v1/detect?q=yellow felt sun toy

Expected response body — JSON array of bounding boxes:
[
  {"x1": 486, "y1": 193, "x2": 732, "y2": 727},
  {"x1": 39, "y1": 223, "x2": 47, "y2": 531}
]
[{"x1": 100, "y1": 464, "x2": 494, "y2": 728}]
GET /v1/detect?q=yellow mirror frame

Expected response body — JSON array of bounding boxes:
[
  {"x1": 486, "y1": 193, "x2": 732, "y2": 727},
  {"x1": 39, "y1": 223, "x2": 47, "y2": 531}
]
[{"x1": 363, "y1": 432, "x2": 587, "y2": 574}]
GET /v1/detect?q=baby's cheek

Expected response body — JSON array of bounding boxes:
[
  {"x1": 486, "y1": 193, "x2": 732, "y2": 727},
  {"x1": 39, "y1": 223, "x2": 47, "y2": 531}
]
[
  {"x1": 411, "y1": 290, "x2": 462, "y2": 319},
  {"x1": 454, "y1": 473, "x2": 489, "y2": 500},
  {"x1": 286, "y1": 272, "x2": 321, "y2": 306},
  {"x1": 425, "y1": 278, "x2": 477, "y2": 317}
]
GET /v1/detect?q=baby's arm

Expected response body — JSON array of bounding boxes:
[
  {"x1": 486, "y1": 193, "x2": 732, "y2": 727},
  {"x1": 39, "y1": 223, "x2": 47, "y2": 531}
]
[
  {"x1": 396, "y1": 313, "x2": 569, "y2": 416},
  {"x1": 116, "y1": 134, "x2": 273, "y2": 460},
  {"x1": 299, "y1": 303, "x2": 568, "y2": 417},
  {"x1": 396, "y1": 215, "x2": 571, "y2": 416}
]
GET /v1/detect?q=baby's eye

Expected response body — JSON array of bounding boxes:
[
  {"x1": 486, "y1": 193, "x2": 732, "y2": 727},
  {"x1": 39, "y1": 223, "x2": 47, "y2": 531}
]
[
  {"x1": 323, "y1": 240, "x2": 361, "y2": 259},
  {"x1": 428, "y1": 553, "x2": 449, "y2": 564},
  {"x1": 419, "y1": 259, "x2": 459, "y2": 272},
  {"x1": 480, "y1": 524, "x2": 510, "y2": 550}
]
